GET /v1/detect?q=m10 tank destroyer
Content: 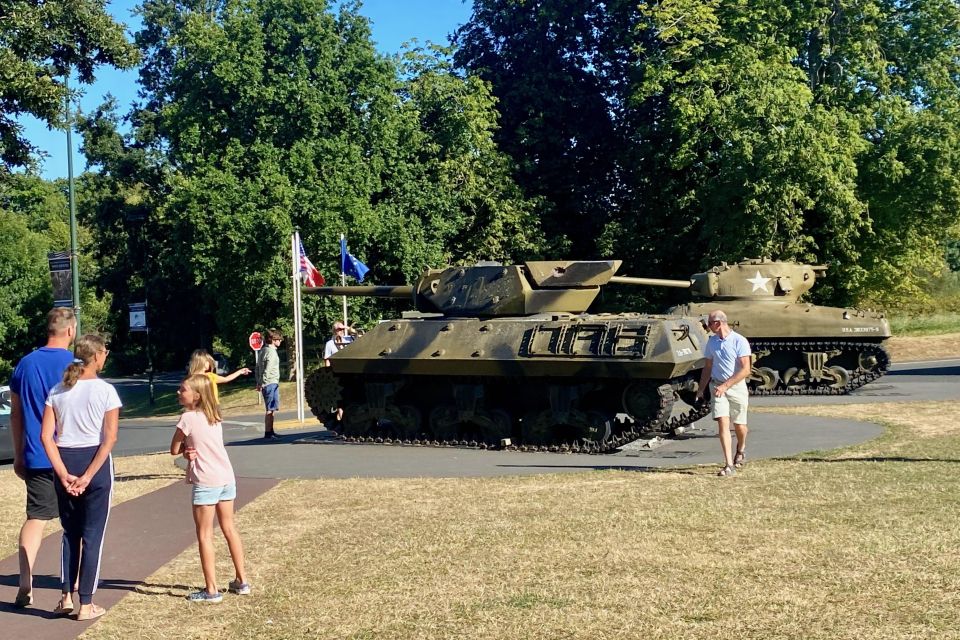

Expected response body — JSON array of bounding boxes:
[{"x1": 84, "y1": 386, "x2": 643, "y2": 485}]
[
  {"x1": 618, "y1": 258, "x2": 891, "y2": 395},
  {"x1": 303, "y1": 260, "x2": 710, "y2": 453}
]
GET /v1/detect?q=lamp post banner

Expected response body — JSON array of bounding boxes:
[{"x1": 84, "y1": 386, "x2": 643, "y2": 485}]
[
  {"x1": 48, "y1": 251, "x2": 73, "y2": 307},
  {"x1": 129, "y1": 302, "x2": 148, "y2": 332}
]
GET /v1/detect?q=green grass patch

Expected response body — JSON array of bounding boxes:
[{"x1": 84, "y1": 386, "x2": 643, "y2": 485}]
[
  {"x1": 888, "y1": 311, "x2": 960, "y2": 336},
  {"x1": 116, "y1": 379, "x2": 301, "y2": 419}
]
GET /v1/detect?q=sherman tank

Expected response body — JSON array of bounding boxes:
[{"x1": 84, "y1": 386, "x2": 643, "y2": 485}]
[
  {"x1": 303, "y1": 260, "x2": 710, "y2": 453},
  {"x1": 617, "y1": 258, "x2": 891, "y2": 395}
]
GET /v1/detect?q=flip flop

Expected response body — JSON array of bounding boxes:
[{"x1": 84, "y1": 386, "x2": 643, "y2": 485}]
[
  {"x1": 75, "y1": 604, "x2": 106, "y2": 621},
  {"x1": 53, "y1": 599, "x2": 75, "y2": 616}
]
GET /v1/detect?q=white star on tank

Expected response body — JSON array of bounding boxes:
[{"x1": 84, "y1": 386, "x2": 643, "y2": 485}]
[{"x1": 746, "y1": 270, "x2": 772, "y2": 293}]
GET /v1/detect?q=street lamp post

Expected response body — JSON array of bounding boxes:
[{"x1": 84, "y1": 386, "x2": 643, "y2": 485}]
[{"x1": 65, "y1": 73, "x2": 81, "y2": 334}]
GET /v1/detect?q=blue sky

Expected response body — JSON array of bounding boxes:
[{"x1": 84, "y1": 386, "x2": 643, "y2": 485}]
[{"x1": 24, "y1": 0, "x2": 473, "y2": 180}]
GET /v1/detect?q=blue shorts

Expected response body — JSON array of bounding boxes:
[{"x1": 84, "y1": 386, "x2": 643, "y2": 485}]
[
  {"x1": 192, "y1": 483, "x2": 237, "y2": 506},
  {"x1": 262, "y1": 383, "x2": 280, "y2": 412}
]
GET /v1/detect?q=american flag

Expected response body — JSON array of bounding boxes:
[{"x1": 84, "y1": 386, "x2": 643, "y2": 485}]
[{"x1": 298, "y1": 237, "x2": 325, "y2": 287}]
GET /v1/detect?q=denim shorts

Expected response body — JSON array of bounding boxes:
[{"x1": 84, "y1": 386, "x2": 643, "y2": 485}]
[
  {"x1": 192, "y1": 483, "x2": 237, "y2": 506},
  {"x1": 261, "y1": 383, "x2": 280, "y2": 412}
]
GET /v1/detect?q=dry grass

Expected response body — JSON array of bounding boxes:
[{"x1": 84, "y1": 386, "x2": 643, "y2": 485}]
[
  {"x1": 81, "y1": 403, "x2": 960, "y2": 640},
  {"x1": 885, "y1": 332, "x2": 960, "y2": 362},
  {"x1": 0, "y1": 454, "x2": 180, "y2": 561}
]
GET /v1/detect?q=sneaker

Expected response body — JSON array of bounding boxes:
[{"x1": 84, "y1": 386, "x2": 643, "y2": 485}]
[
  {"x1": 264, "y1": 432, "x2": 280, "y2": 440},
  {"x1": 186, "y1": 590, "x2": 223, "y2": 603},
  {"x1": 228, "y1": 580, "x2": 251, "y2": 595}
]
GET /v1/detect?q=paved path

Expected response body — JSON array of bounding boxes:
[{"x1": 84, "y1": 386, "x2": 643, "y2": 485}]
[{"x1": 0, "y1": 478, "x2": 277, "y2": 639}]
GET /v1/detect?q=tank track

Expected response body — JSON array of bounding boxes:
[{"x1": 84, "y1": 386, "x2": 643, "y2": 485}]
[
  {"x1": 305, "y1": 369, "x2": 710, "y2": 454},
  {"x1": 747, "y1": 339, "x2": 890, "y2": 396}
]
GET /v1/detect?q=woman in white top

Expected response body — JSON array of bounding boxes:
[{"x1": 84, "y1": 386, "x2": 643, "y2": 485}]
[{"x1": 41, "y1": 334, "x2": 121, "y2": 622}]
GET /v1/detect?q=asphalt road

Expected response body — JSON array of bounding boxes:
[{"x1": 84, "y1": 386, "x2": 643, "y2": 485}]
[{"x1": 2, "y1": 359, "x2": 956, "y2": 478}]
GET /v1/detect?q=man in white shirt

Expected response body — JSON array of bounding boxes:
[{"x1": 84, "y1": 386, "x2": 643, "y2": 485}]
[{"x1": 696, "y1": 310, "x2": 752, "y2": 477}]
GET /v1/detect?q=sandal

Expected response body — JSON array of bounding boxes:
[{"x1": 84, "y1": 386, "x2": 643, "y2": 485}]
[
  {"x1": 717, "y1": 465, "x2": 736, "y2": 477},
  {"x1": 54, "y1": 598, "x2": 75, "y2": 616},
  {"x1": 733, "y1": 451, "x2": 745, "y2": 468},
  {"x1": 14, "y1": 589, "x2": 33, "y2": 608},
  {"x1": 75, "y1": 604, "x2": 106, "y2": 621}
]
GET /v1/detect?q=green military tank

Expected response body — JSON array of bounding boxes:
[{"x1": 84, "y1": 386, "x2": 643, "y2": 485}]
[
  {"x1": 303, "y1": 260, "x2": 710, "y2": 452},
  {"x1": 617, "y1": 257, "x2": 891, "y2": 395}
]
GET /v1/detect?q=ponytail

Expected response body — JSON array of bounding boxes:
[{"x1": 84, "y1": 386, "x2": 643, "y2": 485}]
[
  {"x1": 62, "y1": 334, "x2": 107, "y2": 389},
  {"x1": 62, "y1": 361, "x2": 85, "y2": 389}
]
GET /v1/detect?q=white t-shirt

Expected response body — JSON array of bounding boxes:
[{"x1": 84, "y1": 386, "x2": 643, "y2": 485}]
[{"x1": 46, "y1": 378, "x2": 123, "y2": 448}]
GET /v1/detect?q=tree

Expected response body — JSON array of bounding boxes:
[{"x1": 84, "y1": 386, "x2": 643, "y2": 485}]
[
  {"x1": 0, "y1": 174, "x2": 111, "y2": 376},
  {"x1": 455, "y1": 0, "x2": 960, "y2": 309},
  {"x1": 454, "y1": 0, "x2": 640, "y2": 257},
  {"x1": 78, "y1": 0, "x2": 542, "y2": 364},
  {"x1": 0, "y1": 0, "x2": 138, "y2": 170}
]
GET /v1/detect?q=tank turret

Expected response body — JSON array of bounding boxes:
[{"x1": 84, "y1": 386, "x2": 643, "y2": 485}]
[
  {"x1": 306, "y1": 260, "x2": 626, "y2": 316},
  {"x1": 303, "y1": 260, "x2": 710, "y2": 453},
  {"x1": 619, "y1": 257, "x2": 891, "y2": 395}
]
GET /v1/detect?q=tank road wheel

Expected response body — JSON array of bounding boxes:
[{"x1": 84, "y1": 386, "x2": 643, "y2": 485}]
[
  {"x1": 750, "y1": 367, "x2": 781, "y2": 392},
  {"x1": 480, "y1": 409, "x2": 512, "y2": 447},
  {"x1": 520, "y1": 412, "x2": 547, "y2": 447},
  {"x1": 340, "y1": 403, "x2": 375, "y2": 439},
  {"x1": 428, "y1": 406, "x2": 460, "y2": 442},
  {"x1": 621, "y1": 382, "x2": 674, "y2": 431},
  {"x1": 304, "y1": 368, "x2": 342, "y2": 422},
  {"x1": 858, "y1": 351, "x2": 879, "y2": 372},
  {"x1": 825, "y1": 365, "x2": 851, "y2": 390},
  {"x1": 781, "y1": 367, "x2": 808, "y2": 393},
  {"x1": 380, "y1": 405, "x2": 422, "y2": 442}
]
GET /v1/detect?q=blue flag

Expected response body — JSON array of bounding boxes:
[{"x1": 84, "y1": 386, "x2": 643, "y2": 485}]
[{"x1": 340, "y1": 237, "x2": 370, "y2": 282}]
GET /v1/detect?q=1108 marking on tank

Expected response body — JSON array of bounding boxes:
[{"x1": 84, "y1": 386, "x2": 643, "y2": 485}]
[{"x1": 304, "y1": 261, "x2": 710, "y2": 453}]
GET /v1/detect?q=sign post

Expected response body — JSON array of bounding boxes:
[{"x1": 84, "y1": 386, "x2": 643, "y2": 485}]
[
  {"x1": 129, "y1": 302, "x2": 154, "y2": 405},
  {"x1": 249, "y1": 332, "x2": 264, "y2": 405}
]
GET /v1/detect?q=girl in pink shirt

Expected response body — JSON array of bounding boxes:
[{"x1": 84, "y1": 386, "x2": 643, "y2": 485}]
[{"x1": 170, "y1": 374, "x2": 250, "y2": 603}]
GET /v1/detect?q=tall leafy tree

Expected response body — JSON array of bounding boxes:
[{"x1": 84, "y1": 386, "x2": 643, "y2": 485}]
[
  {"x1": 0, "y1": 0, "x2": 138, "y2": 170},
  {"x1": 80, "y1": 0, "x2": 541, "y2": 363},
  {"x1": 454, "y1": 0, "x2": 640, "y2": 257},
  {"x1": 455, "y1": 0, "x2": 960, "y2": 308}
]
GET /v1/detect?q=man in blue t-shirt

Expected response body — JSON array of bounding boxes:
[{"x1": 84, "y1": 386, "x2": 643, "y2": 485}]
[
  {"x1": 696, "y1": 309, "x2": 752, "y2": 477},
  {"x1": 9, "y1": 307, "x2": 76, "y2": 607}
]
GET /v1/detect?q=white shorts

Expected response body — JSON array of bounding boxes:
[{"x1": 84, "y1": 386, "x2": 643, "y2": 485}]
[{"x1": 711, "y1": 380, "x2": 748, "y2": 424}]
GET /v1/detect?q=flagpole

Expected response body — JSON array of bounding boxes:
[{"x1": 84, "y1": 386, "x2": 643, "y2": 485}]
[
  {"x1": 291, "y1": 232, "x2": 305, "y2": 423},
  {"x1": 340, "y1": 232, "x2": 348, "y2": 327}
]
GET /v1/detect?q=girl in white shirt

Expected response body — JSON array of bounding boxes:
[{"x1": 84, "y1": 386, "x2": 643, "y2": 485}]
[{"x1": 41, "y1": 334, "x2": 121, "y2": 621}]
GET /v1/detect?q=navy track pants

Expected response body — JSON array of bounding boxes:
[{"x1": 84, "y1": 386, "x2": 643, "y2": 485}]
[{"x1": 55, "y1": 446, "x2": 113, "y2": 605}]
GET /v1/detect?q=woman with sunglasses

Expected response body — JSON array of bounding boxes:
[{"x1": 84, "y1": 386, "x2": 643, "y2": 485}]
[{"x1": 40, "y1": 334, "x2": 121, "y2": 621}]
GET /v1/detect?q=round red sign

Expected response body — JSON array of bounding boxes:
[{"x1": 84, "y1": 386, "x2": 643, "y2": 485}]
[{"x1": 248, "y1": 331, "x2": 264, "y2": 351}]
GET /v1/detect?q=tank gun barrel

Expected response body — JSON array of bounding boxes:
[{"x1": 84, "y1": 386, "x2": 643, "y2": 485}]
[
  {"x1": 609, "y1": 275, "x2": 693, "y2": 289},
  {"x1": 303, "y1": 285, "x2": 415, "y2": 299}
]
